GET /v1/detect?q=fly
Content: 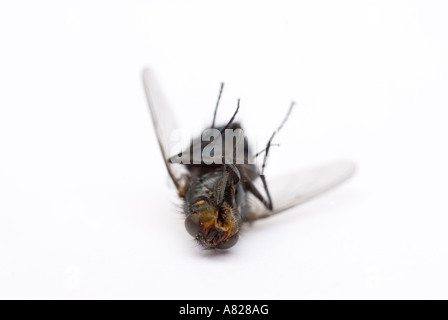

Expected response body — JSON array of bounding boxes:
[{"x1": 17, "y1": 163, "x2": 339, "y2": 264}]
[{"x1": 142, "y1": 68, "x2": 355, "y2": 249}]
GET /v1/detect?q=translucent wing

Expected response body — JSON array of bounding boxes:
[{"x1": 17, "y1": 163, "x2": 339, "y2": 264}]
[
  {"x1": 244, "y1": 160, "x2": 356, "y2": 221},
  {"x1": 142, "y1": 68, "x2": 190, "y2": 193}
]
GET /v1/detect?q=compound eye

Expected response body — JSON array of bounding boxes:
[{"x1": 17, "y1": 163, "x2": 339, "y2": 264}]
[
  {"x1": 216, "y1": 233, "x2": 239, "y2": 249},
  {"x1": 185, "y1": 213, "x2": 201, "y2": 237}
]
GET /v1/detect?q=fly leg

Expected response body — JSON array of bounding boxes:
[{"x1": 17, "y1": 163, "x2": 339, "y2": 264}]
[
  {"x1": 255, "y1": 101, "x2": 295, "y2": 211},
  {"x1": 220, "y1": 99, "x2": 240, "y2": 133},
  {"x1": 260, "y1": 101, "x2": 295, "y2": 175},
  {"x1": 211, "y1": 82, "x2": 241, "y2": 132},
  {"x1": 242, "y1": 178, "x2": 273, "y2": 211},
  {"x1": 211, "y1": 82, "x2": 224, "y2": 128},
  {"x1": 250, "y1": 144, "x2": 280, "y2": 163}
]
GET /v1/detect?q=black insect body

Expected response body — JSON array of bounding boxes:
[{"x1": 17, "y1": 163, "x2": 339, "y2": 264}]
[
  {"x1": 143, "y1": 69, "x2": 355, "y2": 249},
  {"x1": 180, "y1": 120, "x2": 271, "y2": 249}
]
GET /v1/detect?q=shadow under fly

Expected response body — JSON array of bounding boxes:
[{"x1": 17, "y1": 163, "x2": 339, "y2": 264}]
[{"x1": 143, "y1": 68, "x2": 355, "y2": 249}]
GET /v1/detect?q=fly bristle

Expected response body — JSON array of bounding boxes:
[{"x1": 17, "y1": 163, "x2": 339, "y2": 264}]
[{"x1": 194, "y1": 236, "x2": 214, "y2": 250}]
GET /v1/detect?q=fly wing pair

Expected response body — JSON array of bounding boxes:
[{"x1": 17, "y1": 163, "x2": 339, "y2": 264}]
[{"x1": 142, "y1": 68, "x2": 355, "y2": 221}]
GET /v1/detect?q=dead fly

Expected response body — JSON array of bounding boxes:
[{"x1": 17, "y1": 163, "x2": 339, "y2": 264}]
[{"x1": 142, "y1": 69, "x2": 355, "y2": 249}]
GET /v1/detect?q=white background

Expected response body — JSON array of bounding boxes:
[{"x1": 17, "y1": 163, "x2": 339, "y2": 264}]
[{"x1": 1, "y1": 1, "x2": 447, "y2": 300}]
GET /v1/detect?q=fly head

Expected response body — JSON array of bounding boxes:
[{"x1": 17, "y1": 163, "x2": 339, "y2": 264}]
[{"x1": 184, "y1": 165, "x2": 243, "y2": 249}]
